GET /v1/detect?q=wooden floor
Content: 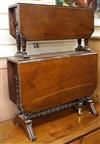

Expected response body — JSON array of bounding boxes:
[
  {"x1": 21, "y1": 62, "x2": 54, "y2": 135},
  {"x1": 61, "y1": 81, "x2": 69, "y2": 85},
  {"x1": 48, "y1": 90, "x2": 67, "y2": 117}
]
[{"x1": 0, "y1": 104, "x2": 100, "y2": 144}]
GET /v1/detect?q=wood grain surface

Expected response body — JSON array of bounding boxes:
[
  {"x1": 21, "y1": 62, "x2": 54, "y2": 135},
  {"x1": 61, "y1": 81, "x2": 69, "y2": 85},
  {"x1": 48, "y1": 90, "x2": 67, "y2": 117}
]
[
  {"x1": 19, "y1": 53, "x2": 97, "y2": 112},
  {"x1": 8, "y1": 52, "x2": 97, "y2": 113},
  {"x1": 1, "y1": 103, "x2": 100, "y2": 144},
  {"x1": 9, "y1": 3, "x2": 94, "y2": 40}
]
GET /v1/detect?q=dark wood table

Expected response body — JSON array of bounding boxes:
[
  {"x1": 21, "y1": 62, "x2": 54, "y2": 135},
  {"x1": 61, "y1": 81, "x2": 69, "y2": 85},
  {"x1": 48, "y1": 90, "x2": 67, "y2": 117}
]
[{"x1": 9, "y1": 3, "x2": 94, "y2": 58}]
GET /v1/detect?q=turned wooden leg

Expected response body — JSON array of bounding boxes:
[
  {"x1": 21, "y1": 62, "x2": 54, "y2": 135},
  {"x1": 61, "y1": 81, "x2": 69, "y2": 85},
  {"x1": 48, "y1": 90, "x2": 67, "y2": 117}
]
[
  {"x1": 15, "y1": 23, "x2": 22, "y2": 56},
  {"x1": 21, "y1": 37, "x2": 29, "y2": 59},
  {"x1": 75, "y1": 39, "x2": 84, "y2": 51},
  {"x1": 85, "y1": 96, "x2": 98, "y2": 116},
  {"x1": 14, "y1": 114, "x2": 36, "y2": 141},
  {"x1": 84, "y1": 39, "x2": 92, "y2": 52},
  {"x1": 16, "y1": 34, "x2": 21, "y2": 54}
]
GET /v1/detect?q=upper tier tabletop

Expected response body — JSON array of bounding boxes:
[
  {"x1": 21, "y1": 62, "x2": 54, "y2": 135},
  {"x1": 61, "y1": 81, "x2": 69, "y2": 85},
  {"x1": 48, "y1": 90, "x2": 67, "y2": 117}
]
[{"x1": 8, "y1": 3, "x2": 94, "y2": 41}]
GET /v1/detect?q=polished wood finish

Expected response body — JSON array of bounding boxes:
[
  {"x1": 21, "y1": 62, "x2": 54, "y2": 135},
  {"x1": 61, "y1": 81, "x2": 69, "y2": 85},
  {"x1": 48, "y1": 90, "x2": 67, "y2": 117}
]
[
  {"x1": 81, "y1": 129, "x2": 100, "y2": 144},
  {"x1": 7, "y1": 51, "x2": 98, "y2": 141},
  {"x1": 70, "y1": 129, "x2": 100, "y2": 144},
  {"x1": 8, "y1": 3, "x2": 94, "y2": 57},
  {"x1": 9, "y1": 3, "x2": 94, "y2": 41},
  {"x1": 7, "y1": 51, "x2": 97, "y2": 113},
  {"x1": 1, "y1": 104, "x2": 100, "y2": 144},
  {"x1": 7, "y1": 3, "x2": 97, "y2": 141}
]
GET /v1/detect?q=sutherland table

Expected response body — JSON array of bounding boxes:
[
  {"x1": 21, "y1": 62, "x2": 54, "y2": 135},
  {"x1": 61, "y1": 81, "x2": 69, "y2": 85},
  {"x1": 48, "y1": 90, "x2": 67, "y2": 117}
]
[
  {"x1": 8, "y1": 3, "x2": 98, "y2": 141},
  {"x1": 7, "y1": 51, "x2": 98, "y2": 141}
]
